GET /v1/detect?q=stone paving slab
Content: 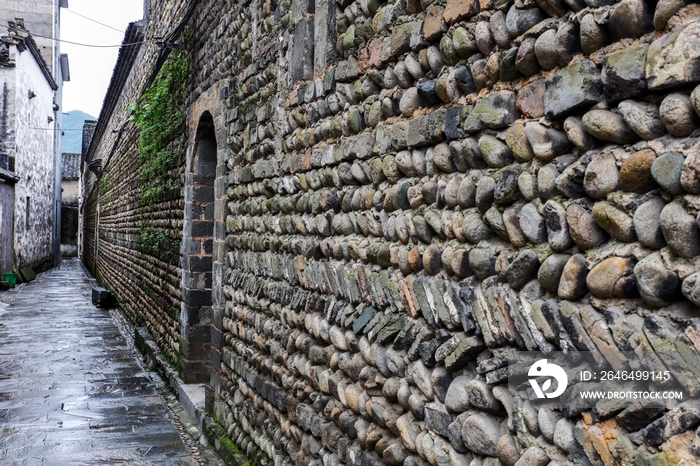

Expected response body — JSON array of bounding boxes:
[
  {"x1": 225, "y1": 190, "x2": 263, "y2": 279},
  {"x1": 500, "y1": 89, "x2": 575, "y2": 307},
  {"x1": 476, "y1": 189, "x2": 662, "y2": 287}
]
[{"x1": 0, "y1": 260, "x2": 197, "y2": 465}]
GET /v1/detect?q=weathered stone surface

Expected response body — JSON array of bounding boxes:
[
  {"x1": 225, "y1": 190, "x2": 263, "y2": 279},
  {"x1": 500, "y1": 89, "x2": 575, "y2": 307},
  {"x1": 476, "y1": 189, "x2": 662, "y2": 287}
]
[
  {"x1": 516, "y1": 78, "x2": 545, "y2": 117},
  {"x1": 503, "y1": 207, "x2": 527, "y2": 248},
  {"x1": 424, "y1": 6, "x2": 447, "y2": 41},
  {"x1": 618, "y1": 100, "x2": 667, "y2": 140},
  {"x1": 592, "y1": 201, "x2": 637, "y2": 243},
  {"x1": 660, "y1": 202, "x2": 700, "y2": 258},
  {"x1": 538, "y1": 253, "x2": 571, "y2": 292},
  {"x1": 681, "y1": 144, "x2": 700, "y2": 194},
  {"x1": 423, "y1": 245, "x2": 444, "y2": 275},
  {"x1": 444, "y1": 0, "x2": 480, "y2": 23},
  {"x1": 484, "y1": 206, "x2": 509, "y2": 241},
  {"x1": 559, "y1": 254, "x2": 589, "y2": 300},
  {"x1": 518, "y1": 172, "x2": 538, "y2": 201},
  {"x1": 563, "y1": 116, "x2": 594, "y2": 152},
  {"x1": 466, "y1": 379, "x2": 504, "y2": 414},
  {"x1": 620, "y1": 148, "x2": 658, "y2": 193},
  {"x1": 479, "y1": 135, "x2": 514, "y2": 168},
  {"x1": 535, "y1": 29, "x2": 558, "y2": 71},
  {"x1": 506, "y1": 5, "x2": 544, "y2": 38},
  {"x1": 567, "y1": 203, "x2": 608, "y2": 250},
  {"x1": 383, "y1": 442, "x2": 409, "y2": 465},
  {"x1": 505, "y1": 124, "x2": 534, "y2": 162},
  {"x1": 654, "y1": 0, "x2": 688, "y2": 30},
  {"x1": 78, "y1": 0, "x2": 700, "y2": 461},
  {"x1": 462, "y1": 212, "x2": 494, "y2": 244},
  {"x1": 453, "y1": 27, "x2": 477, "y2": 58},
  {"x1": 580, "y1": 13, "x2": 607, "y2": 55},
  {"x1": 465, "y1": 91, "x2": 518, "y2": 133},
  {"x1": 682, "y1": 272, "x2": 700, "y2": 306},
  {"x1": 602, "y1": 44, "x2": 649, "y2": 100},
  {"x1": 659, "y1": 93, "x2": 700, "y2": 138},
  {"x1": 461, "y1": 414, "x2": 501, "y2": 456},
  {"x1": 537, "y1": 163, "x2": 560, "y2": 200},
  {"x1": 651, "y1": 151, "x2": 685, "y2": 195},
  {"x1": 506, "y1": 249, "x2": 540, "y2": 289},
  {"x1": 520, "y1": 202, "x2": 547, "y2": 244},
  {"x1": 543, "y1": 200, "x2": 574, "y2": 251},
  {"x1": 445, "y1": 376, "x2": 472, "y2": 413},
  {"x1": 642, "y1": 399, "x2": 700, "y2": 446},
  {"x1": 400, "y1": 88, "x2": 422, "y2": 117},
  {"x1": 425, "y1": 402, "x2": 453, "y2": 437},
  {"x1": 643, "y1": 316, "x2": 700, "y2": 397},
  {"x1": 475, "y1": 176, "x2": 495, "y2": 215},
  {"x1": 646, "y1": 20, "x2": 700, "y2": 90},
  {"x1": 634, "y1": 252, "x2": 683, "y2": 307},
  {"x1": 693, "y1": 83, "x2": 700, "y2": 116},
  {"x1": 514, "y1": 446, "x2": 549, "y2": 466},
  {"x1": 496, "y1": 434, "x2": 520, "y2": 466},
  {"x1": 586, "y1": 257, "x2": 639, "y2": 298},
  {"x1": 582, "y1": 109, "x2": 639, "y2": 145},
  {"x1": 553, "y1": 418, "x2": 576, "y2": 453},
  {"x1": 584, "y1": 152, "x2": 620, "y2": 200},
  {"x1": 554, "y1": 22, "x2": 579, "y2": 68},
  {"x1": 538, "y1": 406, "x2": 560, "y2": 443},
  {"x1": 633, "y1": 197, "x2": 667, "y2": 249},
  {"x1": 556, "y1": 157, "x2": 588, "y2": 199},
  {"x1": 490, "y1": 11, "x2": 510, "y2": 49},
  {"x1": 469, "y1": 248, "x2": 497, "y2": 280},
  {"x1": 544, "y1": 60, "x2": 604, "y2": 119},
  {"x1": 525, "y1": 122, "x2": 572, "y2": 162},
  {"x1": 608, "y1": 0, "x2": 653, "y2": 42}
]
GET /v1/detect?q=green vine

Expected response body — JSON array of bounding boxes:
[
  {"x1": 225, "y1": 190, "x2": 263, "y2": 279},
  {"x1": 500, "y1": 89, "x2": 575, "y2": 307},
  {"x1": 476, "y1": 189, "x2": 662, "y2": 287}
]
[
  {"x1": 129, "y1": 51, "x2": 188, "y2": 261},
  {"x1": 129, "y1": 51, "x2": 189, "y2": 206},
  {"x1": 139, "y1": 227, "x2": 167, "y2": 256}
]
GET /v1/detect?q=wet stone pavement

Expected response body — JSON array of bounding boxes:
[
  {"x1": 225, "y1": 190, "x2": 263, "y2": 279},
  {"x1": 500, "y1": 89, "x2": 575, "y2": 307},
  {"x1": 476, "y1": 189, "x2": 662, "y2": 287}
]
[{"x1": 0, "y1": 260, "x2": 199, "y2": 465}]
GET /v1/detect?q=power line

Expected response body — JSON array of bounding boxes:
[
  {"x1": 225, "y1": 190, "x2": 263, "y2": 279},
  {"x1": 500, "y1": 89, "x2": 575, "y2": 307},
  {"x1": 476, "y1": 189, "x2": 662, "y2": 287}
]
[
  {"x1": 38, "y1": 0, "x2": 125, "y2": 33},
  {"x1": 0, "y1": 24, "x2": 151, "y2": 48},
  {"x1": 62, "y1": 8, "x2": 125, "y2": 33},
  {"x1": 29, "y1": 127, "x2": 89, "y2": 131}
]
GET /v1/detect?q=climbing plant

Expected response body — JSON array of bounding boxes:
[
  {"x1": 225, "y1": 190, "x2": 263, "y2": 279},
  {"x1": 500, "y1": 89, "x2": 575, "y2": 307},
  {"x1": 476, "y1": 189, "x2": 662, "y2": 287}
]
[
  {"x1": 129, "y1": 51, "x2": 189, "y2": 206},
  {"x1": 128, "y1": 51, "x2": 188, "y2": 260}
]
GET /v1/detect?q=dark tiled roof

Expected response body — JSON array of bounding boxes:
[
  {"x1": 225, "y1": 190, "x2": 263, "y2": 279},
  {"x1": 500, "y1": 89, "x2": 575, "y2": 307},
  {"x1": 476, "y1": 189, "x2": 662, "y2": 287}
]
[{"x1": 62, "y1": 153, "x2": 80, "y2": 180}]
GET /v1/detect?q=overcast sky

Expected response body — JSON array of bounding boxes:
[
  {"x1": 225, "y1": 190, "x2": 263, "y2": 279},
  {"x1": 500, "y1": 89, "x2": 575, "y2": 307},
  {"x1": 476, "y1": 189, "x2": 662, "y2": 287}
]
[{"x1": 61, "y1": 0, "x2": 144, "y2": 119}]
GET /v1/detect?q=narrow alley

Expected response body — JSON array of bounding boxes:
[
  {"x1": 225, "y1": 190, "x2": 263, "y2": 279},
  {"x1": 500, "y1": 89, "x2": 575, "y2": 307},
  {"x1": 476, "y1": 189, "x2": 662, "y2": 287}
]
[{"x1": 0, "y1": 260, "x2": 200, "y2": 465}]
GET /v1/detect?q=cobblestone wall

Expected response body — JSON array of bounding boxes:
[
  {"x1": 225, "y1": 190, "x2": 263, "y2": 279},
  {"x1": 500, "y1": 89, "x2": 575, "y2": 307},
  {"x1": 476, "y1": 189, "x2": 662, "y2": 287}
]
[
  {"x1": 89, "y1": 0, "x2": 700, "y2": 464},
  {"x1": 82, "y1": 5, "x2": 189, "y2": 365},
  {"x1": 209, "y1": 0, "x2": 700, "y2": 465}
]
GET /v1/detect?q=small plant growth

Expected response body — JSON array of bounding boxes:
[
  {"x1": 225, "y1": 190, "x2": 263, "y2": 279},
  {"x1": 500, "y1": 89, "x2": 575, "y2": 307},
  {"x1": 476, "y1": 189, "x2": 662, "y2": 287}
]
[
  {"x1": 128, "y1": 51, "x2": 189, "y2": 206},
  {"x1": 129, "y1": 51, "x2": 188, "y2": 263}
]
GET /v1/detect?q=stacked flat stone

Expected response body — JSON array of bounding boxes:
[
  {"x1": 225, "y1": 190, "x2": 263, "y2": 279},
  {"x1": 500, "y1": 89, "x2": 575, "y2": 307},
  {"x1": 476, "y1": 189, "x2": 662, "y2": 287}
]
[{"x1": 216, "y1": 0, "x2": 700, "y2": 464}]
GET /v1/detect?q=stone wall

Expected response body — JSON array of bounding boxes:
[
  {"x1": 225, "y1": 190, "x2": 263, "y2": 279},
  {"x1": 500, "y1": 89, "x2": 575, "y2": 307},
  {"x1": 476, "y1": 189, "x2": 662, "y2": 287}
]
[
  {"x1": 89, "y1": 0, "x2": 700, "y2": 464},
  {"x1": 82, "y1": 7, "x2": 188, "y2": 365},
  {"x1": 209, "y1": 0, "x2": 700, "y2": 464}
]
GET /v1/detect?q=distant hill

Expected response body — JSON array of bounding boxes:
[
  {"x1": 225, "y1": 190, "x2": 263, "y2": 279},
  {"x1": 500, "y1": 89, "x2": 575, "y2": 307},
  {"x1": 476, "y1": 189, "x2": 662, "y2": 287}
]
[{"x1": 61, "y1": 110, "x2": 96, "y2": 154}]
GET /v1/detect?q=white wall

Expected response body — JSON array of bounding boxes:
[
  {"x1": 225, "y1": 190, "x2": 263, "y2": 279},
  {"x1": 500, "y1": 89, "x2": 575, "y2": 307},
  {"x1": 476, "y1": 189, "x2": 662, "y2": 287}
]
[{"x1": 12, "y1": 44, "x2": 56, "y2": 268}]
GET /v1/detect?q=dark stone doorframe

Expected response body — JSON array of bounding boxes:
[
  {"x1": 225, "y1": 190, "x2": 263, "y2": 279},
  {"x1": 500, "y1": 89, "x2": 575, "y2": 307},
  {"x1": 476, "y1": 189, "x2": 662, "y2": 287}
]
[
  {"x1": 180, "y1": 111, "x2": 224, "y2": 384},
  {"x1": 183, "y1": 82, "x2": 229, "y2": 410}
]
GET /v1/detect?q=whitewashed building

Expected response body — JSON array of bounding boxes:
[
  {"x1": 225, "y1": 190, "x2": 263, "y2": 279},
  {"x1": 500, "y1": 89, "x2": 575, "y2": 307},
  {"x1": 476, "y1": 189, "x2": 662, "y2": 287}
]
[{"x1": 0, "y1": 19, "x2": 66, "y2": 273}]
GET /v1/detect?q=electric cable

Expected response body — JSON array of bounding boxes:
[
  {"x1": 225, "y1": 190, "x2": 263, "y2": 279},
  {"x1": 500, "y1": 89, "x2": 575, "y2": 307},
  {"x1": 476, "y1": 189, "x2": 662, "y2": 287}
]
[
  {"x1": 30, "y1": 127, "x2": 95, "y2": 131},
  {"x1": 0, "y1": 23, "x2": 151, "y2": 48},
  {"x1": 38, "y1": 0, "x2": 125, "y2": 33}
]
